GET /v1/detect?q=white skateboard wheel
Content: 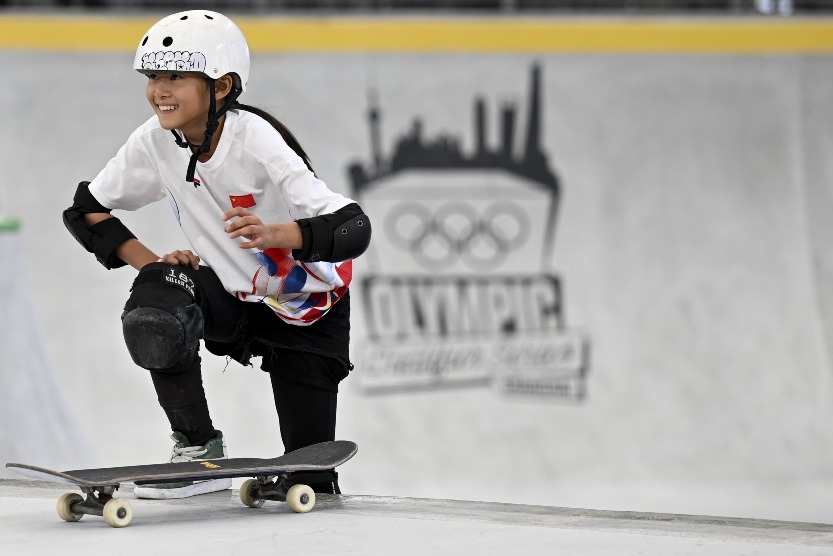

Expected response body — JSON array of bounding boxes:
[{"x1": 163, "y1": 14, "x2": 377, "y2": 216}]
[
  {"x1": 56, "y1": 492, "x2": 84, "y2": 522},
  {"x1": 285, "y1": 484, "x2": 315, "y2": 513},
  {"x1": 240, "y1": 479, "x2": 265, "y2": 508},
  {"x1": 103, "y1": 498, "x2": 133, "y2": 528}
]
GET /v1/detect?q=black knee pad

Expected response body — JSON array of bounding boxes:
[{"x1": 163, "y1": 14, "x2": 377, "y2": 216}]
[{"x1": 122, "y1": 264, "x2": 204, "y2": 371}]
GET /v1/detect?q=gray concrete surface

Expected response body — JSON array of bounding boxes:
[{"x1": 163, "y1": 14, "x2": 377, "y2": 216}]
[{"x1": 2, "y1": 479, "x2": 832, "y2": 555}]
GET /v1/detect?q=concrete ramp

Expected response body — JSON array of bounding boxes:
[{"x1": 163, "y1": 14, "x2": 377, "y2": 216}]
[
  {"x1": 1, "y1": 479, "x2": 831, "y2": 555},
  {"x1": 0, "y1": 234, "x2": 96, "y2": 477},
  {"x1": 4, "y1": 23, "x2": 833, "y2": 522}
]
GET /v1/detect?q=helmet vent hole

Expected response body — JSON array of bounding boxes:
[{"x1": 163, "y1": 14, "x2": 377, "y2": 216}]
[
  {"x1": 180, "y1": 15, "x2": 188, "y2": 20},
  {"x1": 205, "y1": 15, "x2": 214, "y2": 19},
  {"x1": 141, "y1": 36, "x2": 148, "y2": 46},
  {"x1": 163, "y1": 36, "x2": 173, "y2": 47}
]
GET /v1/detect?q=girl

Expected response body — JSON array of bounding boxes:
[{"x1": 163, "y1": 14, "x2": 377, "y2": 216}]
[{"x1": 63, "y1": 10, "x2": 370, "y2": 499}]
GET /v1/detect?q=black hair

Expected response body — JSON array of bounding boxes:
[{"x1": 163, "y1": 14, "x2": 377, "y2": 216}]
[
  {"x1": 230, "y1": 101, "x2": 315, "y2": 175},
  {"x1": 171, "y1": 78, "x2": 315, "y2": 181}
]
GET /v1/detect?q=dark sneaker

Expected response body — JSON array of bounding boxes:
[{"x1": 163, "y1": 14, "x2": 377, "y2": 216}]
[{"x1": 133, "y1": 431, "x2": 231, "y2": 499}]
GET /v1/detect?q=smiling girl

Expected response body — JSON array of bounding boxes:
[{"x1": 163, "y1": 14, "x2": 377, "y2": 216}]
[{"x1": 63, "y1": 11, "x2": 370, "y2": 499}]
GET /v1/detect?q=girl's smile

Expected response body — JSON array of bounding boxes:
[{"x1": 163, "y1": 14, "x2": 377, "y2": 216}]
[{"x1": 145, "y1": 72, "x2": 212, "y2": 143}]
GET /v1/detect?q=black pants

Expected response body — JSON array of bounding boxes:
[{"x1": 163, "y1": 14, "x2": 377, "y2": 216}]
[
  {"x1": 131, "y1": 263, "x2": 350, "y2": 461},
  {"x1": 149, "y1": 364, "x2": 338, "y2": 453}
]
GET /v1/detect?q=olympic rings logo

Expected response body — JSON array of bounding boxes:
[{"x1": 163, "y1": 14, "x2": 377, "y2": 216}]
[{"x1": 385, "y1": 201, "x2": 530, "y2": 270}]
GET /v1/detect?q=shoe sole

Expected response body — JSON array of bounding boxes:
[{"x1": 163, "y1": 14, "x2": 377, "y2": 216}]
[{"x1": 133, "y1": 478, "x2": 232, "y2": 500}]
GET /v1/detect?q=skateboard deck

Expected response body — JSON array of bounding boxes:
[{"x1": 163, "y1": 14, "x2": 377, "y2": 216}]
[{"x1": 6, "y1": 440, "x2": 357, "y2": 527}]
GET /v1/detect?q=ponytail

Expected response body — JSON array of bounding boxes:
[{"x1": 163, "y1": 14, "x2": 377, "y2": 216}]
[{"x1": 231, "y1": 102, "x2": 315, "y2": 174}]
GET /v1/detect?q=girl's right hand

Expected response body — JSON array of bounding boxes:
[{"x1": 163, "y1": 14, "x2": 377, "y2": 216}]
[{"x1": 157, "y1": 250, "x2": 200, "y2": 270}]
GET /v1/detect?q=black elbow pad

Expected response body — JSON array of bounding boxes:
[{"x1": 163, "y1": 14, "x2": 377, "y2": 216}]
[
  {"x1": 330, "y1": 213, "x2": 371, "y2": 262},
  {"x1": 293, "y1": 203, "x2": 371, "y2": 263},
  {"x1": 63, "y1": 181, "x2": 136, "y2": 269}
]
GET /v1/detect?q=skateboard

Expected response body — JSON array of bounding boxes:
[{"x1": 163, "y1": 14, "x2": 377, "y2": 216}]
[{"x1": 6, "y1": 440, "x2": 357, "y2": 528}]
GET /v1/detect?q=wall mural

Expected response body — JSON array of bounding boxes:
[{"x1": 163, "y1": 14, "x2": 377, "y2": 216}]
[{"x1": 347, "y1": 63, "x2": 590, "y2": 401}]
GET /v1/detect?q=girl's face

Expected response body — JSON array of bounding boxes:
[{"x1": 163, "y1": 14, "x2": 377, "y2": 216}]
[{"x1": 145, "y1": 72, "x2": 211, "y2": 140}]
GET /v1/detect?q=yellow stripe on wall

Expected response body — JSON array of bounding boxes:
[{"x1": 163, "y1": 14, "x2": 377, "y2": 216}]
[{"x1": 1, "y1": 16, "x2": 832, "y2": 53}]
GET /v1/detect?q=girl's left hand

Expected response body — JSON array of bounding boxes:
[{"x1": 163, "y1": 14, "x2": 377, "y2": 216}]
[
  {"x1": 222, "y1": 207, "x2": 302, "y2": 250},
  {"x1": 157, "y1": 249, "x2": 201, "y2": 270}
]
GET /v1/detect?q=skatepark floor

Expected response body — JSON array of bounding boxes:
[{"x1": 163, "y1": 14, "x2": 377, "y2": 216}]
[{"x1": 2, "y1": 479, "x2": 832, "y2": 555}]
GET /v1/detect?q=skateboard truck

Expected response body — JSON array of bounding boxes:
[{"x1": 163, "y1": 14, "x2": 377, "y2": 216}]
[
  {"x1": 56, "y1": 486, "x2": 134, "y2": 528},
  {"x1": 74, "y1": 486, "x2": 115, "y2": 515},
  {"x1": 239, "y1": 474, "x2": 316, "y2": 513}
]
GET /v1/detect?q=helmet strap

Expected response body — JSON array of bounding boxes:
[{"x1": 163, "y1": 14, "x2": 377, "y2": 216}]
[{"x1": 179, "y1": 79, "x2": 243, "y2": 182}]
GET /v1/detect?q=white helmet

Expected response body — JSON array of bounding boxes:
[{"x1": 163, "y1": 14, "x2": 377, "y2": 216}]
[{"x1": 134, "y1": 10, "x2": 250, "y2": 92}]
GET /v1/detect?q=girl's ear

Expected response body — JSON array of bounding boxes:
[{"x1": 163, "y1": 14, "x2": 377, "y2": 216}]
[{"x1": 215, "y1": 74, "x2": 234, "y2": 100}]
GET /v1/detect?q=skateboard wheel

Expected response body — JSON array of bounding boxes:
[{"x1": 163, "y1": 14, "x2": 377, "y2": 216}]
[
  {"x1": 285, "y1": 484, "x2": 315, "y2": 514},
  {"x1": 103, "y1": 498, "x2": 133, "y2": 528},
  {"x1": 240, "y1": 479, "x2": 265, "y2": 508},
  {"x1": 56, "y1": 492, "x2": 84, "y2": 522}
]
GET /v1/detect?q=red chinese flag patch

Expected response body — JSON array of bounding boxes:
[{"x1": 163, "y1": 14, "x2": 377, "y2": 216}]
[{"x1": 229, "y1": 194, "x2": 256, "y2": 209}]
